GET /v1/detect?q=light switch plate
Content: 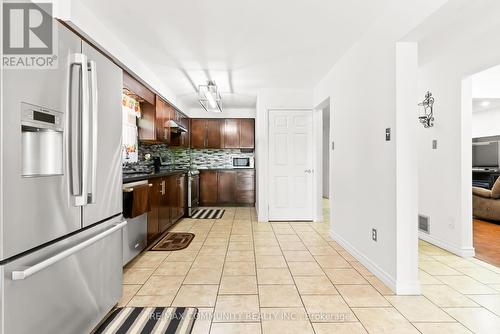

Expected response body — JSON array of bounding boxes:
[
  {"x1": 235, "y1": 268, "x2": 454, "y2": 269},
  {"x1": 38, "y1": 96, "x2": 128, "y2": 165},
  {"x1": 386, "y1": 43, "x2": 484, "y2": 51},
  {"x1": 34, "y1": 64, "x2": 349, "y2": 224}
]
[
  {"x1": 385, "y1": 128, "x2": 391, "y2": 141},
  {"x1": 372, "y1": 228, "x2": 377, "y2": 242},
  {"x1": 432, "y1": 139, "x2": 437, "y2": 149}
]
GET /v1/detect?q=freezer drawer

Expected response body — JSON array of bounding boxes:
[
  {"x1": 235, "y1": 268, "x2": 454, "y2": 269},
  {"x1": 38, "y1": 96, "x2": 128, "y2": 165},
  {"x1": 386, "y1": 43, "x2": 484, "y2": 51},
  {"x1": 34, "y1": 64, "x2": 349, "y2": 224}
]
[
  {"x1": 0, "y1": 217, "x2": 125, "y2": 334},
  {"x1": 122, "y1": 213, "x2": 147, "y2": 265}
]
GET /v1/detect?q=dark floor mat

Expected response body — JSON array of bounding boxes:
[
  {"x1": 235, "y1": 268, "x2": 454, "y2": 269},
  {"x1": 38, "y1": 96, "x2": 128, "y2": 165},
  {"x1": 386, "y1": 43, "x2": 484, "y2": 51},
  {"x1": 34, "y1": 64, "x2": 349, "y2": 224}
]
[{"x1": 151, "y1": 233, "x2": 195, "y2": 251}]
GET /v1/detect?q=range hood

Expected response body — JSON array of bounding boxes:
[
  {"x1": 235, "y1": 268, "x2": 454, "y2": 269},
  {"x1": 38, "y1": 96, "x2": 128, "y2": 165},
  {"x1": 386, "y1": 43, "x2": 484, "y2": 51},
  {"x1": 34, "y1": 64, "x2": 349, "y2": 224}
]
[{"x1": 165, "y1": 119, "x2": 187, "y2": 133}]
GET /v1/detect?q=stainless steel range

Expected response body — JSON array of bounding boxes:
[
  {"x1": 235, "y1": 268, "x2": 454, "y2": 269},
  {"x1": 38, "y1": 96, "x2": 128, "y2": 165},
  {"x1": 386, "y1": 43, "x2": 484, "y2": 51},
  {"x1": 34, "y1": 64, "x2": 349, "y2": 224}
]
[
  {"x1": 188, "y1": 170, "x2": 200, "y2": 216},
  {"x1": 0, "y1": 22, "x2": 125, "y2": 334}
]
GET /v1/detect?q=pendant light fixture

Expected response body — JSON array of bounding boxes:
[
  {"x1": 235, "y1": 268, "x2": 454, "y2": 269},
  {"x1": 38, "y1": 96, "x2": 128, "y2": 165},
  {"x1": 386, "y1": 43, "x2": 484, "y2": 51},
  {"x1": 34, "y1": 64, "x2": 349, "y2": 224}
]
[{"x1": 198, "y1": 80, "x2": 222, "y2": 112}]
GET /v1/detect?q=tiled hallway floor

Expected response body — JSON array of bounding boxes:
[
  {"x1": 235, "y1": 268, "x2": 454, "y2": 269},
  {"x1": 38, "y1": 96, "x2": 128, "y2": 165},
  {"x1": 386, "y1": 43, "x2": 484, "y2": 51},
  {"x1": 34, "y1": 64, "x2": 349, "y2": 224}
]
[{"x1": 120, "y1": 207, "x2": 500, "y2": 333}]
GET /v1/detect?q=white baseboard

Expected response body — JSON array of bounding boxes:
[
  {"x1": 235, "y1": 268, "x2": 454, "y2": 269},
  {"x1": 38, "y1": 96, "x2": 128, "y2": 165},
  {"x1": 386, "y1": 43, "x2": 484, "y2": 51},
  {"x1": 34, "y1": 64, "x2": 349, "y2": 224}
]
[
  {"x1": 329, "y1": 230, "x2": 397, "y2": 293},
  {"x1": 419, "y1": 232, "x2": 475, "y2": 258}
]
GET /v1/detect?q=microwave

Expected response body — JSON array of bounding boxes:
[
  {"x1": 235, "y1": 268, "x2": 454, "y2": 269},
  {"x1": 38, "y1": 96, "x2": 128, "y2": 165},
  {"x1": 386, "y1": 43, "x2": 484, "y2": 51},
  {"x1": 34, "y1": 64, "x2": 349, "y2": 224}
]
[{"x1": 232, "y1": 156, "x2": 254, "y2": 168}]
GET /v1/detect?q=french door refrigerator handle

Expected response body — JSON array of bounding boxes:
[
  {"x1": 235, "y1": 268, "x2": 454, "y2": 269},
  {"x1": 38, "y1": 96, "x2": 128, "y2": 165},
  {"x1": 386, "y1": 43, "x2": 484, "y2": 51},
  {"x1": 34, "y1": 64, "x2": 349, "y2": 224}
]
[
  {"x1": 70, "y1": 53, "x2": 90, "y2": 206},
  {"x1": 87, "y1": 60, "x2": 98, "y2": 204},
  {"x1": 11, "y1": 221, "x2": 127, "y2": 281}
]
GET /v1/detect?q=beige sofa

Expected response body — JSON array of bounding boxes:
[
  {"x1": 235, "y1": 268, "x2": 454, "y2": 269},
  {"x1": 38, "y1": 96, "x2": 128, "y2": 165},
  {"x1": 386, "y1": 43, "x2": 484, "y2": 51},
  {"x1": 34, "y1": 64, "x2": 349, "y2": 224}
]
[{"x1": 473, "y1": 178, "x2": 500, "y2": 221}]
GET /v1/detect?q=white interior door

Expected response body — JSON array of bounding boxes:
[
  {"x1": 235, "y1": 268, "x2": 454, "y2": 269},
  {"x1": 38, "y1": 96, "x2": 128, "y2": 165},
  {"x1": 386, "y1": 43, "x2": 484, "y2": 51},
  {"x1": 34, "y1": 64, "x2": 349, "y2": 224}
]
[{"x1": 269, "y1": 110, "x2": 314, "y2": 220}]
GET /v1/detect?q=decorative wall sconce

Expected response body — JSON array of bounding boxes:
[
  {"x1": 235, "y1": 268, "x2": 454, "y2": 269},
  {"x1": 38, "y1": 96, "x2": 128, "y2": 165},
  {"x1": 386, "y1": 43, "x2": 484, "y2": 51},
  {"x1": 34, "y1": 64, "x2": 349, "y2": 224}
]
[{"x1": 418, "y1": 91, "x2": 435, "y2": 128}]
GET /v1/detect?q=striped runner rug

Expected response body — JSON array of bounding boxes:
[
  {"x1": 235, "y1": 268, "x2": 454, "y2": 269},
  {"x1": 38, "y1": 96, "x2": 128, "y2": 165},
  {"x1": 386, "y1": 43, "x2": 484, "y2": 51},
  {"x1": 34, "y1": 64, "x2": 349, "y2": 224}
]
[
  {"x1": 191, "y1": 208, "x2": 225, "y2": 219},
  {"x1": 93, "y1": 307, "x2": 198, "y2": 334}
]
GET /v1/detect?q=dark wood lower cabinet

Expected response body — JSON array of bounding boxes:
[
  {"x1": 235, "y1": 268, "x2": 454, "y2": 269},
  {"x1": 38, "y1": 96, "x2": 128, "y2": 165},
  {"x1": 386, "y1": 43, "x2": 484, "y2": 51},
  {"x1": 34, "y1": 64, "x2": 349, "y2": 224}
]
[
  {"x1": 200, "y1": 169, "x2": 255, "y2": 206},
  {"x1": 218, "y1": 170, "x2": 236, "y2": 204},
  {"x1": 146, "y1": 172, "x2": 188, "y2": 245},
  {"x1": 200, "y1": 171, "x2": 218, "y2": 206}
]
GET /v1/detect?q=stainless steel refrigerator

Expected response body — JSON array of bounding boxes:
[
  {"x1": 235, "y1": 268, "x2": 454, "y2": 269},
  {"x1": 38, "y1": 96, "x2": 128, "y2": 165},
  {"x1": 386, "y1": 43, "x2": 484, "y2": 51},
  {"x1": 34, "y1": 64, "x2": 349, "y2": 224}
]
[{"x1": 0, "y1": 22, "x2": 125, "y2": 334}]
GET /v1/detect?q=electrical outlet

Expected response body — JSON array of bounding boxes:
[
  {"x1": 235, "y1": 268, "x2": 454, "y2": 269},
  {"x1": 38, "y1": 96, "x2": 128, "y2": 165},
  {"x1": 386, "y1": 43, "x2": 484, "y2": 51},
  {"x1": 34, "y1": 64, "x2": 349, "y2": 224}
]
[
  {"x1": 372, "y1": 228, "x2": 377, "y2": 242},
  {"x1": 432, "y1": 139, "x2": 437, "y2": 149}
]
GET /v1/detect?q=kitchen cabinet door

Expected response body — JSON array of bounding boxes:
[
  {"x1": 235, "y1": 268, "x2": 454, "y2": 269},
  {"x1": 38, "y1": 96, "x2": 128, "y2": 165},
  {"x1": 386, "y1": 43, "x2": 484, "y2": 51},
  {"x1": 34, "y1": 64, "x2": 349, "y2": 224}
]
[
  {"x1": 155, "y1": 97, "x2": 167, "y2": 143},
  {"x1": 217, "y1": 170, "x2": 237, "y2": 204},
  {"x1": 147, "y1": 179, "x2": 160, "y2": 243},
  {"x1": 191, "y1": 119, "x2": 206, "y2": 148},
  {"x1": 200, "y1": 171, "x2": 218, "y2": 206},
  {"x1": 206, "y1": 119, "x2": 222, "y2": 148},
  {"x1": 180, "y1": 117, "x2": 190, "y2": 148},
  {"x1": 240, "y1": 119, "x2": 255, "y2": 149},
  {"x1": 236, "y1": 170, "x2": 255, "y2": 204},
  {"x1": 158, "y1": 178, "x2": 170, "y2": 233},
  {"x1": 223, "y1": 119, "x2": 240, "y2": 148}
]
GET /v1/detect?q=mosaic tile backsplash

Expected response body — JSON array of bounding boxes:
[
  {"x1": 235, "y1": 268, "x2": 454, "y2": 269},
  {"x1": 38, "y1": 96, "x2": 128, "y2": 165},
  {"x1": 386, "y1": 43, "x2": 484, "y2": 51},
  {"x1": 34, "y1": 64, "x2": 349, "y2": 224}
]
[{"x1": 129, "y1": 143, "x2": 254, "y2": 169}]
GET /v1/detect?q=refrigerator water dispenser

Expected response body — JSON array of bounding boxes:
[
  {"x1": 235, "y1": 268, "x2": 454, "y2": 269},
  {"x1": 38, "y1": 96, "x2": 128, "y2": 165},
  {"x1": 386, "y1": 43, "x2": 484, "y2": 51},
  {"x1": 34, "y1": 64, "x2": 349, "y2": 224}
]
[{"x1": 21, "y1": 103, "x2": 64, "y2": 177}]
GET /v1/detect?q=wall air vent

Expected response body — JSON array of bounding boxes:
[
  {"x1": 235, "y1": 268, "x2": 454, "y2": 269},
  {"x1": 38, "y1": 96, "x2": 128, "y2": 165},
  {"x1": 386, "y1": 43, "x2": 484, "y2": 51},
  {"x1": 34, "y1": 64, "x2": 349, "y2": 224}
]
[{"x1": 418, "y1": 215, "x2": 430, "y2": 234}]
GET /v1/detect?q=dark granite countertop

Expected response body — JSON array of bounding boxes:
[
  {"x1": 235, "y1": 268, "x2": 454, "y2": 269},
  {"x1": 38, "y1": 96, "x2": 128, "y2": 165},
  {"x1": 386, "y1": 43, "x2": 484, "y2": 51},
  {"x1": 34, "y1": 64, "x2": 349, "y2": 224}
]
[
  {"x1": 198, "y1": 168, "x2": 255, "y2": 171},
  {"x1": 123, "y1": 169, "x2": 188, "y2": 184}
]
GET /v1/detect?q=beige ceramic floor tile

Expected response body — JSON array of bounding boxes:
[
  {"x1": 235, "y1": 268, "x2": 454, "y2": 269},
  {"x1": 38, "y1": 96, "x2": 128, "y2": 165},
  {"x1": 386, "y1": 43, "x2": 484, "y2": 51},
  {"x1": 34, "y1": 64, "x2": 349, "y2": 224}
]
[
  {"x1": 437, "y1": 275, "x2": 498, "y2": 294},
  {"x1": 172, "y1": 285, "x2": 219, "y2": 307},
  {"x1": 118, "y1": 284, "x2": 141, "y2": 307},
  {"x1": 229, "y1": 242, "x2": 254, "y2": 251},
  {"x1": 365, "y1": 275, "x2": 394, "y2": 295},
  {"x1": 324, "y1": 269, "x2": 368, "y2": 284},
  {"x1": 165, "y1": 251, "x2": 198, "y2": 262},
  {"x1": 294, "y1": 276, "x2": 338, "y2": 295},
  {"x1": 467, "y1": 294, "x2": 500, "y2": 316},
  {"x1": 278, "y1": 241, "x2": 307, "y2": 251},
  {"x1": 254, "y1": 246, "x2": 282, "y2": 256},
  {"x1": 432, "y1": 255, "x2": 478, "y2": 268},
  {"x1": 191, "y1": 308, "x2": 213, "y2": 334},
  {"x1": 258, "y1": 285, "x2": 302, "y2": 307},
  {"x1": 412, "y1": 322, "x2": 472, "y2": 334},
  {"x1": 288, "y1": 262, "x2": 324, "y2": 276},
  {"x1": 123, "y1": 268, "x2": 155, "y2": 284},
  {"x1": 314, "y1": 255, "x2": 351, "y2": 269},
  {"x1": 257, "y1": 268, "x2": 294, "y2": 284},
  {"x1": 223, "y1": 261, "x2": 256, "y2": 276},
  {"x1": 127, "y1": 294, "x2": 174, "y2": 307},
  {"x1": 192, "y1": 255, "x2": 225, "y2": 269},
  {"x1": 419, "y1": 270, "x2": 444, "y2": 284},
  {"x1": 419, "y1": 261, "x2": 462, "y2": 276},
  {"x1": 444, "y1": 307, "x2": 500, "y2": 334},
  {"x1": 312, "y1": 323, "x2": 367, "y2": 334},
  {"x1": 421, "y1": 284, "x2": 478, "y2": 307},
  {"x1": 256, "y1": 255, "x2": 287, "y2": 268},
  {"x1": 126, "y1": 252, "x2": 170, "y2": 269},
  {"x1": 219, "y1": 276, "x2": 258, "y2": 295},
  {"x1": 210, "y1": 323, "x2": 262, "y2": 334},
  {"x1": 282, "y1": 250, "x2": 315, "y2": 262},
  {"x1": 184, "y1": 267, "x2": 223, "y2": 285},
  {"x1": 350, "y1": 262, "x2": 373, "y2": 276},
  {"x1": 307, "y1": 247, "x2": 338, "y2": 256},
  {"x1": 226, "y1": 250, "x2": 255, "y2": 262},
  {"x1": 301, "y1": 295, "x2": 356, "y2": 322},
  {"x1": 213, "y1": 295, "x2": 260, "y2": 322},
  {"x1": 337, "y1": 285, "x2": 390, "y2": 307},
  {"x1": 457, "y1": 267, "x2": 500, "y2": 284},
  {"x1": 385, "y1": 295, "x2": 454, "y2": 322},
  {"x1": 154, "y1": 261, "x2": 192, "y2": 276},
  {"x1": 260, "y1": 308, "x2": 314, "y2": 334},
  {"x1": 353, "y1": 308, "x2": 419, "y2": 334},
  {"x1": 137, "y1": 275, "x2": 184, "y2": 296}
]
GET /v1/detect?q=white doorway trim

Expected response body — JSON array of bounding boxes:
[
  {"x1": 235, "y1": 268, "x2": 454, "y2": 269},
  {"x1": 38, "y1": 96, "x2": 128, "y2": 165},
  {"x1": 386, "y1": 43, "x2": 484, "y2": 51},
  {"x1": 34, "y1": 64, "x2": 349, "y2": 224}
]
[{"x1": 267, "y1": 108, "x2": 315, "y2": 221}]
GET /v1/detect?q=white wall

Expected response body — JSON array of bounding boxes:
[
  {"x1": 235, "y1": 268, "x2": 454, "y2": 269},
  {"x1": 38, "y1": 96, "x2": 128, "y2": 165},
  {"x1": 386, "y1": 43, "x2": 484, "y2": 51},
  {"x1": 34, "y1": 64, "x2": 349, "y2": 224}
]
[
  {"x1": 188, "y1": 108, "x2": 256, "y2": 119},
  {"x1": 255, "y1": 89, "x2": 313, "y2": 222},
  {"x1": 313, "y1": 0, "x2": 447, "y2": 294},
  {"x1": 54, "y1": 0, "x2": 187, "y2": 113},
  {"x1": 417, "y1": 1, "x2": 500, "y2": 257},
  {"x1": 472, "y1": 109, "x2": 500, "y2": 138},
  {"x1": 322, "y1": 107, "x2": 330, "y2": 198}
]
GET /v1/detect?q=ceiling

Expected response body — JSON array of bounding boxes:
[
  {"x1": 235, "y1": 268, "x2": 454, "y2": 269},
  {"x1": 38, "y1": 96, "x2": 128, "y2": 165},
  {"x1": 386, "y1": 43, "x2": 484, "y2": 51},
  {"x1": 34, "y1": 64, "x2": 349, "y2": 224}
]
[{"x1": 82, "y1": 0, "x2": 391, "y2": 109}]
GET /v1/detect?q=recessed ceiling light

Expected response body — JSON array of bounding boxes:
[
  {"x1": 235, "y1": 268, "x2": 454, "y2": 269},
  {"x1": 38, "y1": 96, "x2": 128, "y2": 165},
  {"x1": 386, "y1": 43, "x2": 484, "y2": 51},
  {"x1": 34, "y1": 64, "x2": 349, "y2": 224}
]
[{"x1": 481, "y1": 101, "x2": 491, "y2": 107}]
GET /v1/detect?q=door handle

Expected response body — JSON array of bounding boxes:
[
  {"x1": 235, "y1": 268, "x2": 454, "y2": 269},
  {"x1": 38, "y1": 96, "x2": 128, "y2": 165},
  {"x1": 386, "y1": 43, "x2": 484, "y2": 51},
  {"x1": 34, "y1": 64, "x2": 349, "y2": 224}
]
[
  {"x1": 11, "y1": 221, "x2": 127, "y2": 280},
  {"x1": 304, "y1": 169, "x2": 313, "y2": 174},
  {"x1": 70, "y1": 53, "x2": 90, "y2": 206},
  {"x1": 87, "y1": 60, "x2": 98, "y2": 204}
]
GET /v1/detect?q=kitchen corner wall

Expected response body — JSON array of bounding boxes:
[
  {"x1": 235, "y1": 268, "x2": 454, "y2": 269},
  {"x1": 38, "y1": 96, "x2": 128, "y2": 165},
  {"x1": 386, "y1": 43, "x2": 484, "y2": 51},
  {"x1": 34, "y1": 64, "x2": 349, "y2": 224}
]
[{"x1": 137, "y1": 143, "x2": 254, "y2": 169}]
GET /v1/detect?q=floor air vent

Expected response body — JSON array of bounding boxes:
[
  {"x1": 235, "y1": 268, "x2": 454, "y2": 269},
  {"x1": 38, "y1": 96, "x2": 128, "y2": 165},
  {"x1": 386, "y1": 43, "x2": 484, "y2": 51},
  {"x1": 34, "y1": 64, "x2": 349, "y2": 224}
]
[{"x1": 418, "y1": 215, "x2": 430, "y2": 234}]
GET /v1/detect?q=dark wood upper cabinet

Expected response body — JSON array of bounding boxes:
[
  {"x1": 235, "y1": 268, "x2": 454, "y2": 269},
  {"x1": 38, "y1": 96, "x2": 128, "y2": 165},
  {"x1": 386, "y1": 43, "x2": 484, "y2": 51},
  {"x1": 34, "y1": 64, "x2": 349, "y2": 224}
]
[
  {"x1": 200, "y1": 170, "x2": 218, "y2": 206},
  {"x1": 206, "y1": 119, "x2": 222, "y2": 148},
  {"x1": 222, "y1": 119, "x2": 240, "y2": 148},
  {"x1": 240, "y1": 119, "x2": 255, "y2": 149},
  {"x1": 217, "y1": 170, "x2": 236, "y2": 204},
  {"x1": 123, "y1": 71, "x2": 155, "y2": 105},
  {"x1": 190, "y1": 119, "x2": 206, "y2": 148}
]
